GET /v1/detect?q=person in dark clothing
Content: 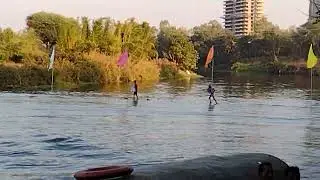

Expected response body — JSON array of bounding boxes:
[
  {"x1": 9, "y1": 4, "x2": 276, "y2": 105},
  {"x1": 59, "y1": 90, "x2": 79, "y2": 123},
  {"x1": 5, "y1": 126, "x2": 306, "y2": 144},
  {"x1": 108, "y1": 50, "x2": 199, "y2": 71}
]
[
  {"x1": 132, "y1": 80, "x2": 138, "y2": 100},
  {"x1": 207, "y1": 84, "x2": 217, "y2": 104}
]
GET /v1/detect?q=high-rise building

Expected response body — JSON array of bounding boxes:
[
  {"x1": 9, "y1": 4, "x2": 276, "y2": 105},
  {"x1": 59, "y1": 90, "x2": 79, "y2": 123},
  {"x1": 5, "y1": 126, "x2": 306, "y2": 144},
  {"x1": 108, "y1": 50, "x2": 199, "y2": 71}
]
[
  {"x1": 309, "y1": 0, "x2": 320, "y2": 21},
  {"x1": 224, "y1": 0, "x2": 264, "y2": 37}
]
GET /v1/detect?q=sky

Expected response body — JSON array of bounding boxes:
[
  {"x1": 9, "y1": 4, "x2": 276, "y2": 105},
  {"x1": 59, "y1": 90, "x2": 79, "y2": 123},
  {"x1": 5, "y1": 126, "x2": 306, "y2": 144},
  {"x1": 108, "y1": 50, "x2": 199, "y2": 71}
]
[{"x1": 0, "y1": 0, "x2": 310, "y2": 31}]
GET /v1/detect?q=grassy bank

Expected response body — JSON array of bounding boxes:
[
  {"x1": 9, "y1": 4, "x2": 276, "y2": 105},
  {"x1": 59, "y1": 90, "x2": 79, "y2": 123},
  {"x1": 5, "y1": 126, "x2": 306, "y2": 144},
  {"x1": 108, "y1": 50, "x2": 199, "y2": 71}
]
[
  {"x1": 0, "y1": 63, "x2": 51, "y2": 91},
  {"x1": 231, "y1": 57, "x2": 320, "y2": 76},
  {"x1": 0, "y1": 54, "x2": 200, "y2": 91},
  {"x1": 157, "y1": 59, "x2": 201, "y2": 81}
]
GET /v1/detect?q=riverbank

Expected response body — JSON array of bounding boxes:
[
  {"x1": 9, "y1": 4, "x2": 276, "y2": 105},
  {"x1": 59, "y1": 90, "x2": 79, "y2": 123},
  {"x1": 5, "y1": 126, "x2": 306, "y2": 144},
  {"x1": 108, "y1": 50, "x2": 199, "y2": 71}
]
[
  {"x1": 230, "y1": 57, "x2": 320, "y2": 76},
  {"x1": 196, "y1": 57, "x2": 319, "y2": 77},
  {"x1": 0, "y1": 56, "x2": 201, "y2": 91},
  {"x1": 1, "y1": 55, "x2": 317, "y2": 92}
]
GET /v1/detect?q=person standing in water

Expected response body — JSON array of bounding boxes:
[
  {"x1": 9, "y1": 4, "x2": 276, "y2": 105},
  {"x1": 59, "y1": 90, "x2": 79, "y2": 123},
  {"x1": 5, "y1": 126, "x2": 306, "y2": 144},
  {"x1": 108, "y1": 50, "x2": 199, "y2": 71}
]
[
  {"x1": 131, "y1": 80, "x2": 138, "y2": 100},
  {"x1": 207, "y1": 84, "x2": 217, "y2": 104}
]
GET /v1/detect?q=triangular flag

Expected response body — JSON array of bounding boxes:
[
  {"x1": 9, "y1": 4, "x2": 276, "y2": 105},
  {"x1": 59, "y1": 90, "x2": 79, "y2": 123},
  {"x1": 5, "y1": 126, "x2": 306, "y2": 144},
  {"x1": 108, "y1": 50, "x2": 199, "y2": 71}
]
[
  {"x1": 117, "y1": 50, "x2": 128, "y2": 67},
  {"x1": 48, "y1": 45, "x2": 55, "y2": 70},
  {"x1": 205, "y1": 46, "x2": 214, "y2": 68},
  {"x1": 307, "y1": 44, "x2": 318, "y2": 69}
]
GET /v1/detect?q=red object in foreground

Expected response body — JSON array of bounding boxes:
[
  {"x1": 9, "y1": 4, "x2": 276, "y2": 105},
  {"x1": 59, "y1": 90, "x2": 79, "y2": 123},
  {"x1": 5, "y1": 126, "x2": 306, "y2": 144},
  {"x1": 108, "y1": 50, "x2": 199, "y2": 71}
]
[{"x1": 74, "y1": 165, "x2": 134, "y2": 180}]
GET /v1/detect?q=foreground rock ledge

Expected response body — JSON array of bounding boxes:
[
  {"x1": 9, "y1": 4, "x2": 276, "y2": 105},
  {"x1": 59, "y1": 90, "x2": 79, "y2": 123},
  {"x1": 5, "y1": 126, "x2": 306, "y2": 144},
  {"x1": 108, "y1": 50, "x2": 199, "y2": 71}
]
[{"x1": 127, "y1": 153, "x2": 293, "y2": 180}]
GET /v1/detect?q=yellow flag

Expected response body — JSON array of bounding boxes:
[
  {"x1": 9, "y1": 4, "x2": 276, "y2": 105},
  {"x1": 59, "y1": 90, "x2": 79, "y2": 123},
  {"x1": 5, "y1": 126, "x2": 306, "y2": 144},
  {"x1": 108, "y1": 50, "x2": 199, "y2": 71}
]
[{"x1": 307, "y1": 44, "x2": 318, "y2": 69}]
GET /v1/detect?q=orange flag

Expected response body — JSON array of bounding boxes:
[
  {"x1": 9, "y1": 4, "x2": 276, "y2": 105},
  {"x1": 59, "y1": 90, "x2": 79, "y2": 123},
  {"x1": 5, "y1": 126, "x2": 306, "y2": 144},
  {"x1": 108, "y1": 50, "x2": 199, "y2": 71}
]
[{"x1": 205, "y1": 46, "x2": 214, "y2": 68}]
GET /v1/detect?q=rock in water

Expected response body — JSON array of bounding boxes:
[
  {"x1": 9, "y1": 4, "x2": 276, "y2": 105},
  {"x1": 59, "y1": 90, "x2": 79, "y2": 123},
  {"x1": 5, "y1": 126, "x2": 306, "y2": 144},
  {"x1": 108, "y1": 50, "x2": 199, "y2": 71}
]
[{"x1": 126, "y1": 153, "x2": 293, "y2": 180}]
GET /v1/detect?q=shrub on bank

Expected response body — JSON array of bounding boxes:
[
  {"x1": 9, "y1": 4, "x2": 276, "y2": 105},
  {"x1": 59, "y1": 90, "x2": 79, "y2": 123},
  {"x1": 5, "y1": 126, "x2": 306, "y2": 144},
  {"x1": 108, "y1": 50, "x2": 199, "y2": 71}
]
[
  {"x1": 0, "y1": 53, "x2": 162, "y2": 90},
  {"x1": 156, "y1": 59, "x2": 201, "y2": 81},
  {"x1": 0, "y1": 52, "x2": 206, "y2": 91},
  {"x1": 231, "y1": 62, "x2": 251, "y2": 72},
  {"x1": 0, "y1": 63, "x2": 51, "y2": 90},
  {"x1": 87, "y1": 53, "x2": 160, "y2": 83},
  {"x1": 54, "y1": 59, "x2": 104, "y2": 89},
  {"x1": 231, "y1": 61, "x2": 319, "y2": 76},
  {"x1": 156, "y1": 59, "x2": 179, "y2": 80}
]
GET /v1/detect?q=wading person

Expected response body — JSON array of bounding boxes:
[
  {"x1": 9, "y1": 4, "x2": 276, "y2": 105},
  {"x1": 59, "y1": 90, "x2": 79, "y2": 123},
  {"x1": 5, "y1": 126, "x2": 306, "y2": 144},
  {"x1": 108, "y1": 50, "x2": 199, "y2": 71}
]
[
  {"x1": 131, "y1": 80, "x2": 138, "y2": 100},
  {"x1": 207, "y1": 84, "x2": 217, "y2": 104}
]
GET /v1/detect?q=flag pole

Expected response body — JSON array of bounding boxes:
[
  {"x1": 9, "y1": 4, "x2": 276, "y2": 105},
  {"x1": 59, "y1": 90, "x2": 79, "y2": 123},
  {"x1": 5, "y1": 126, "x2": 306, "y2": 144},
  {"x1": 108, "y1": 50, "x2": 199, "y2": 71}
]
[
  {"x1": 51, "y1": 68, "x2": 54, "y2": 92},
  {"x1": 48, "y1": 44, "x2": 55, "y2": 92},
  {"x1": 311, "y1": 68, "x2": 313, "y2": 99},
  {"x1": 211, "y1": 58, "x2": 214, "y2": 83}
]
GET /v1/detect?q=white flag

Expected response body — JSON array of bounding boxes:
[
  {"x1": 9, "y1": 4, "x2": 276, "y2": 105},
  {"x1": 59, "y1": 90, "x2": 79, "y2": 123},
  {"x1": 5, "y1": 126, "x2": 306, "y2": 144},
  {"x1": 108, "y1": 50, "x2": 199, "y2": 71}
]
[{"x1": 48, "y1": 45, "x2": 55, "y2": 70}]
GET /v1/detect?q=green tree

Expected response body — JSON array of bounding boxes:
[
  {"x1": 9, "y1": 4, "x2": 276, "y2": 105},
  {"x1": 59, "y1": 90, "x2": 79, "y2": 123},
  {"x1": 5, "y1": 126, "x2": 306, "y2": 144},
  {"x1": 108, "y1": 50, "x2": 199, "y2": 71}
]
[
  {"x1": 0, "y1": 28, "x2": 45, "y2": 63},
  {"x1": 0, "y1": 28, "x2": 20, "y2": 61},
  {"x1": 19, "y1": 29, "x2": 46, "y2": 63},
  {"x1": 291, "y1": 27, "x2": 312, "y2": 58},
  {"x1": 117, "y1": 18, "x2": 157, "y2": 59},
  {"x1": 191, "y1": 20, "x2": 229, "y2": 67},
  {"x1": 157, "y1": 21, "x2": 197, "y2": 70},
  {"x1": 254, "y1": 16, "x2": 280, "y2": 35},
  {"x1": 27, "y1": 12, "x2": 81, "y2": 51},
  {"x1": 26, "y1": 12, "x2": 60, "y2": 48},
  {"x1": 81, "y1": 17, "x2": 91, "y2": 40}
]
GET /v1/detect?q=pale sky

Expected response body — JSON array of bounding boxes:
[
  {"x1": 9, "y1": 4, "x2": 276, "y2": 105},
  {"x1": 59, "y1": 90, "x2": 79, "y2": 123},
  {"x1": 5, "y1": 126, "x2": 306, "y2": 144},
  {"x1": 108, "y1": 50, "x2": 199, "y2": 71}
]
[{"x1": 0, "y1": 0, "x2": 309, "y2": 31}]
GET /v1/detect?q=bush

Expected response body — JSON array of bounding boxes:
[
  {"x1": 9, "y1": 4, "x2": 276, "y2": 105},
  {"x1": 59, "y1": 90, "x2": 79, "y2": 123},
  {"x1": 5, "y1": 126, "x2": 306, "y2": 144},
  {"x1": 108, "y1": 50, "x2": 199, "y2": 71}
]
[
  {"x1": 87, "y1": 53, "x2": 160, "y2": 84},
  {"x1": 0, "y1": 53, "x2": 203, "y2": 91},
  {"x1": 131, "y1": 60, "x2": 160, "y2": 82},
  {"x1": 156, "y1": 59, "x2": 179, "y2": 79},
  {"x1": 0, "y1": 63, "x2": 51, "y2": 90},
  {"x1": 231, "y1": 62, "x2": 250, "y2": 72}
]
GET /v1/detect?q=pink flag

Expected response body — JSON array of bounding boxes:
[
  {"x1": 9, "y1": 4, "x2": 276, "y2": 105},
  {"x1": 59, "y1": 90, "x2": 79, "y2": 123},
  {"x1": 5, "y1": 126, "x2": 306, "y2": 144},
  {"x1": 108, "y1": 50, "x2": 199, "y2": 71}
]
[{"x1": 117, "y1": 51, "x2": 128, "y2": 67}]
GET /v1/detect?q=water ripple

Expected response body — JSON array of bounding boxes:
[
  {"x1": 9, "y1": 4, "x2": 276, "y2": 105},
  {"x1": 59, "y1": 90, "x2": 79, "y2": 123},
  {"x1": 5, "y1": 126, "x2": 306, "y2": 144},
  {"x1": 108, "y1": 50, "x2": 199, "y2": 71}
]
[
  {"x1": 1, "y1": 151, "x2": 38, "y2": 157},
  {"x1": 0, "y1": 141, "x2": 19, "y2": 147},
  {"x1": 42, "y1": 137, "x2": 78, "y2": 144}
]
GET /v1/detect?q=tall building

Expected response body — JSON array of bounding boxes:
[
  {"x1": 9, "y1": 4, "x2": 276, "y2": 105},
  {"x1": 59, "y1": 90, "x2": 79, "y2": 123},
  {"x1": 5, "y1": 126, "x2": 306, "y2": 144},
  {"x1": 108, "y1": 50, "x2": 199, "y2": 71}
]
[
  {"x1": 224, "y1": 0, "x2": 264, "y2": 37},
  {"x1": 309, "y1": 0, "x2": 320, "y2": 21}
]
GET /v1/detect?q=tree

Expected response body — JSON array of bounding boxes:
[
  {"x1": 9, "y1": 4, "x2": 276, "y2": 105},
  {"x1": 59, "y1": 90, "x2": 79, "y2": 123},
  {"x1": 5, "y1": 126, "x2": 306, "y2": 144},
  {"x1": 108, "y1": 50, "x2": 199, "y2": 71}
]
[
  {"x1": 254, "y1": 16, "x2": 280, "y2": 35},
  {"x1": 0, "y1": 28, "x2": 20, "y2": 61},
  {"x1": 157, "y1": 21, "x2": 197, "y2": 70},
  {"x1": 26, "y1": 12, "x2": 61, "y2": 48},
  {"x1": 4, "y1": 11, "x2": 319, "y2": 75},
  {"x1": 19, "y1": 29, "x2": 46, "y2": 63},
  {"x1": 27, "y1": 12, "x2": 81, "y2": 51},
  {"x1": 210, "y1": 32, "x2": 237, "y2": 67},
  {"x1": 81, "y1": 17, "x2": 91, "y2": 40},
  {"x1": 191, "y1": 20, "x2": 229, "y2": 67},
  {"x1": 0, "y1": 28, "x2": 45, "y2": 63}
]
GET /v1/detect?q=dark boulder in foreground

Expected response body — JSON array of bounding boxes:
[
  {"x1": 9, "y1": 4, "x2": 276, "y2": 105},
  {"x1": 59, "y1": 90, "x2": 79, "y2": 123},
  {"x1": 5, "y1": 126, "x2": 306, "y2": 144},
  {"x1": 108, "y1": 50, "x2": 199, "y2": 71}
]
[
  {"x1": 74, "y1": 153, "x2": 300, "y2": 180},
  {"x1": 127, "y1": 153, "x2": 299, "y2": 180}
]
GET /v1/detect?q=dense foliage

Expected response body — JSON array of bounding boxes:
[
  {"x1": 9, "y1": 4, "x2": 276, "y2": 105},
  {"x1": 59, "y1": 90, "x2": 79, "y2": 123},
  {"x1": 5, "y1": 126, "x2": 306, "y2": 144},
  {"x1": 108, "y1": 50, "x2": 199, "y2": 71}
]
[{"x1": 0, "y1": 12, "x2": 319, "y2": 90}]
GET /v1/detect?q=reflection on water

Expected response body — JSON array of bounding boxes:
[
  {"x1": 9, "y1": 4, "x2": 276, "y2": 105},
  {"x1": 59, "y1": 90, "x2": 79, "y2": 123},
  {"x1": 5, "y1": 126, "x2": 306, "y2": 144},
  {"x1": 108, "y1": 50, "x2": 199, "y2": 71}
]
[
  {"x1": 208, "y1": 103, "x2": 215, "y2": 112},
  {"x1": 301, "y1": 105, "x2": 320, "y2": 180},
  {"x1": 132, "y1": 99, "x2": 138, "y2": 107},
  {"x1": 0, "y1": 73, "x2": 319, "y2": 180},
  {"x1": 218, "y1": 73, "x2": 320, "y2": 100}
]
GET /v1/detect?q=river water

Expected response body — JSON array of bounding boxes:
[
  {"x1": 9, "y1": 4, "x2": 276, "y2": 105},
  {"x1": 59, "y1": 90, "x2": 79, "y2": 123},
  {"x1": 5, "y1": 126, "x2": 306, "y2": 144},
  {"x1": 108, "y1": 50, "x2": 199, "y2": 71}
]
[{"x1": 0, "y1": 73, "x2": 319, "y2": 180}]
